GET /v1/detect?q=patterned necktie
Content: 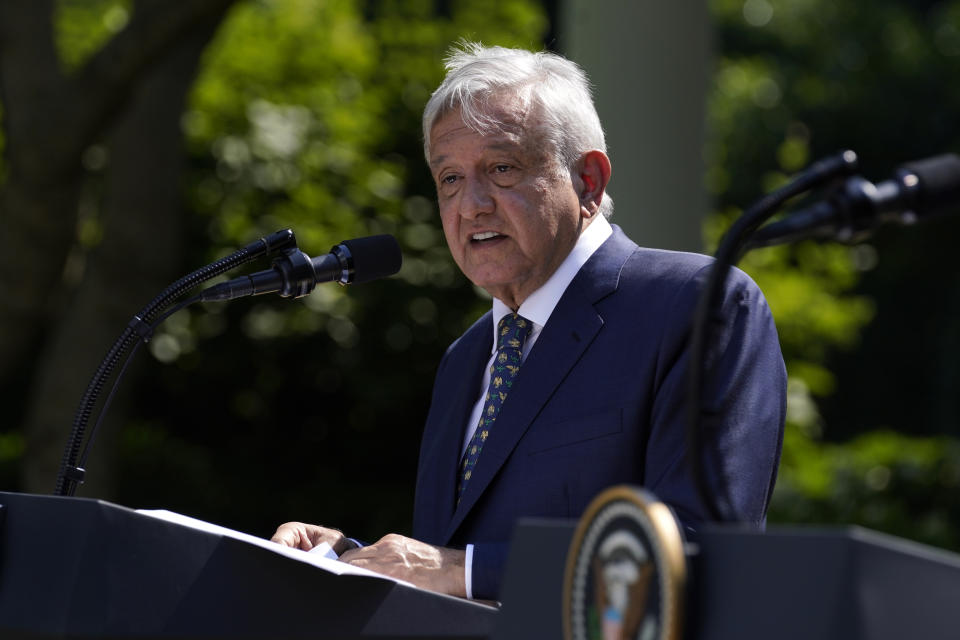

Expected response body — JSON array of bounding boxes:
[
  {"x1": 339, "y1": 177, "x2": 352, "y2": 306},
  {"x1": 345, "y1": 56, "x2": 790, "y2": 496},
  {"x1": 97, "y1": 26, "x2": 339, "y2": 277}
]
[{"x1": 457, "y1": 313, "x2": 533, "y2": 503}]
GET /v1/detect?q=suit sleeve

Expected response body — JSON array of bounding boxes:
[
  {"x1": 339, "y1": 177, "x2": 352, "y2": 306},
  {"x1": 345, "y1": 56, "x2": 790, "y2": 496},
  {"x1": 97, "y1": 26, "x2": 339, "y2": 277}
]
[
  {"x1": 469, "y1": 542, "x2": 508, "y2": 601},
  {"x1": 643, "y1": 263, "x2": 786, "y2": 530}
]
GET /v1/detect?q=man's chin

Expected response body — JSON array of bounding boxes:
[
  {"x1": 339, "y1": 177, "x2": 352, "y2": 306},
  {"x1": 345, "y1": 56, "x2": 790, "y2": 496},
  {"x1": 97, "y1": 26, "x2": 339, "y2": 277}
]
[{"x1": 469, "y1": 280, "x2": 526, "y2": 310}]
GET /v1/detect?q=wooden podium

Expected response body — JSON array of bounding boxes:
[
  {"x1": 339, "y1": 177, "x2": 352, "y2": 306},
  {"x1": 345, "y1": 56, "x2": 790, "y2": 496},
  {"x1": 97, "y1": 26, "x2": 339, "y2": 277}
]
[{"x1": 0, "y1": 491, "x2": 496, "y2": 639}]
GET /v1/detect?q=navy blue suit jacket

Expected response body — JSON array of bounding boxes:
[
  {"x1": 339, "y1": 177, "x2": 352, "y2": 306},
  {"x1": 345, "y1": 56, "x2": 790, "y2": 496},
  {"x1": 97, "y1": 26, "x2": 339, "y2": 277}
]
[{"x1": 412, "y1": 226, "x2": 786, "y2": 599}]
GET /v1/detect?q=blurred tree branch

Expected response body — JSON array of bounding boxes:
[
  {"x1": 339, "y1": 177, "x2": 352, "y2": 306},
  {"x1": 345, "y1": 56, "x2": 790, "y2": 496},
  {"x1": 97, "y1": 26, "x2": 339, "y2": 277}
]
[
  {"x1": 0, "y1": 0, "x2": 237, "y2": 384},
  {"x1": 1, "y1": 0, "x2": 237, "y2": 181}
]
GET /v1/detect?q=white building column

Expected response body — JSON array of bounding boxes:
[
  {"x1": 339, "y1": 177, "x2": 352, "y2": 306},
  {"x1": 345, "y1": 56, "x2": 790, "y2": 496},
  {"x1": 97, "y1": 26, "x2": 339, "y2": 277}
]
[{"x1": 558, "y1": 1, "x2": 711, "y2": 252}]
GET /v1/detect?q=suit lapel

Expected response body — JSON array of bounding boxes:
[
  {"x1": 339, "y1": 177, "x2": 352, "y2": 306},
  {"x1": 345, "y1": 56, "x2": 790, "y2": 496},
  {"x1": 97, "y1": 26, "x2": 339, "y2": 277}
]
[
  {"x1": 414, "y1": 315, "x2": 493, "y2": 543},
  {"x1": 442, "y1": 227, "x2": 637, "y2": 542}
]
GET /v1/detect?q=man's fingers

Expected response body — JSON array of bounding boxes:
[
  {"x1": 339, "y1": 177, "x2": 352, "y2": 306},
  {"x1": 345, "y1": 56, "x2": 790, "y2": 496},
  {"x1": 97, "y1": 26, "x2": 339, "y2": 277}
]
[
  {"x1": 270, "y1": 522, "x2": 345, "y2": 552},
  {"x1": 270, "y1": 522, "x2": 315, "y2": 549}
]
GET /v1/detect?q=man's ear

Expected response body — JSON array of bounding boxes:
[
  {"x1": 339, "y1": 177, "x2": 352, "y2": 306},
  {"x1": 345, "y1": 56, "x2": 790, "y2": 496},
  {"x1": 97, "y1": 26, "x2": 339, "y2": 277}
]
[{"x1": 578, "y1": 150, "x2": 612, "y2": 218}]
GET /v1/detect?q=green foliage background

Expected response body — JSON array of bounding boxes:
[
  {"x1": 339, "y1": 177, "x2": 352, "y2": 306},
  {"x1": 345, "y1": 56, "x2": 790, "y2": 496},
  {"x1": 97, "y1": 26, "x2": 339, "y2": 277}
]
[
  {"x1": 1, "y1": 0, "x2": 958, "y2": 551},
  {"x1": 710, "y1": 0, "x2": 960, "y2": 550}
]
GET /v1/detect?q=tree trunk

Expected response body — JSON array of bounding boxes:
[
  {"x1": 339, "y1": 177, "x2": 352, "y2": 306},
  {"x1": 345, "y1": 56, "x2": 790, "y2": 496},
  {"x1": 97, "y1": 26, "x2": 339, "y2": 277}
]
[
  {"x1": 0, "y1": 0, "x2": 83, "y2": 385},
  {"x1": 20, "y1": 18, "x2": 231, "y2": 497},
  {"x1": 0, "y1": 0, "x2": 237, "y2": 387}
]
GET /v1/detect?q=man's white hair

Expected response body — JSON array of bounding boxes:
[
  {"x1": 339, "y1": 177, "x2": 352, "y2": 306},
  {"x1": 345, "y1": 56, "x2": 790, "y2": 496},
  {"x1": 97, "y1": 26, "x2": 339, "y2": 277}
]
[{"x1": 422, "y1": 41, "x2": 613, "y2": 218}]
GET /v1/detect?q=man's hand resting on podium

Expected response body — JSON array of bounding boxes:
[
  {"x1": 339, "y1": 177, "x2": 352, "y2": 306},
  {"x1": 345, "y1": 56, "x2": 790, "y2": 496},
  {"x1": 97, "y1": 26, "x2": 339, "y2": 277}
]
[
  {"x1": 270, "y1": 522, "x2": 358, "y2": 555},
  {"x1": 340, "y1": 534, "x2": 466, "y2": 597},
  {"x1": 271, "y1": 524, "x2": 466, "y2": 597}
]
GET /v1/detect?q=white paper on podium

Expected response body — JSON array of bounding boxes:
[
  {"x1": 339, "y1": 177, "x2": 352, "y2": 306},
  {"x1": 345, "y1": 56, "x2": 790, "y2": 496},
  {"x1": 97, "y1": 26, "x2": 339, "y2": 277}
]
[{"x1": 136, "y1": 509, "x2": 413, "y2": 586}]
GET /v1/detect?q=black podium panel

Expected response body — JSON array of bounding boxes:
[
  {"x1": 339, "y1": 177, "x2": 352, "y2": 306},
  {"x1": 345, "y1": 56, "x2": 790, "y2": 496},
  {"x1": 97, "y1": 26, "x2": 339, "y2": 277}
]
[
  {"x1": 692, "y1": 525, "x2": 960, "y2": 640},
  {"x1": 492, "y1": 518, "x2": 574, "y2": 640},
  {"x1": 0, "y1": 492, "x2": 496, "y2": 640},
  {"x1": 494, "y1": 519, "x2": 960, "y2": 640}
]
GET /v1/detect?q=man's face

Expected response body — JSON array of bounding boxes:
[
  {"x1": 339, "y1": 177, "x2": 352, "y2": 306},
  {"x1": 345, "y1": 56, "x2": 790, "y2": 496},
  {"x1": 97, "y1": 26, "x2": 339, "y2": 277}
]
[{"x1": 428, "y1": 99, "x2": 586, "y2": 310}]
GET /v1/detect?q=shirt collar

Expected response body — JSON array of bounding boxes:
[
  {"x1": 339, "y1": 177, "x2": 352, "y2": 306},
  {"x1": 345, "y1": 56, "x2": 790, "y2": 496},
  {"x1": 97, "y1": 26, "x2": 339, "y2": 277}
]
[{"x1": 491, "y1": 215, "x2": 613, "y2": 341}]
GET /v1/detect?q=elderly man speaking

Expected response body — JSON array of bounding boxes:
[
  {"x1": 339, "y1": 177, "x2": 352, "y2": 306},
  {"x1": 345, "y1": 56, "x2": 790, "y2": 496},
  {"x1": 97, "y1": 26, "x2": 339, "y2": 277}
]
[{"x1": 272, "y1": 42, "x2": 786, "y2": 602}]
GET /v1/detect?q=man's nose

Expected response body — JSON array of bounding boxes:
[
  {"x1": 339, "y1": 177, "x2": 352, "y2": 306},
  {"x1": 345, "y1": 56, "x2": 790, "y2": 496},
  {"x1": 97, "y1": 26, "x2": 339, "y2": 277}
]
[{"x1": 460, "y1": 178, "x2": 495, "y2": 219}]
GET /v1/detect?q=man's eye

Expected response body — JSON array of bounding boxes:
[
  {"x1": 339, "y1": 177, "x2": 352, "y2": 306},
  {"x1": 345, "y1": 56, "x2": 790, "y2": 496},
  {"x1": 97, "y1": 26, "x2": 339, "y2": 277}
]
[
  {"x1": 493, "y1": 164, "x2": 511, "y2": 173},
  {"x1": 441, "y1": 174, "x2": 458, "y2": 184}
]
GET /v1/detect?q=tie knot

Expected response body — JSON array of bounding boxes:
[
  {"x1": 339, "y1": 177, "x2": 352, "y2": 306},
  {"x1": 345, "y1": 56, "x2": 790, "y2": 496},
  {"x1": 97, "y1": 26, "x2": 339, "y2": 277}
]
[{"x1": 497, "y1": 313, "x2": 532, "y2": 352}]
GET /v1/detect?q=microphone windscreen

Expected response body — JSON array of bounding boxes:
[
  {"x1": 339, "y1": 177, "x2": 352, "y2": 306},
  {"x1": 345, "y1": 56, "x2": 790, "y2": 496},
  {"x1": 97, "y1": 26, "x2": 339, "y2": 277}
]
[
  {"x1": 341, "y1": 234, "x2": 403, "y2": 283},
  {"x1": 901, "y1": 153, "x2": 960, "y2": 215}
]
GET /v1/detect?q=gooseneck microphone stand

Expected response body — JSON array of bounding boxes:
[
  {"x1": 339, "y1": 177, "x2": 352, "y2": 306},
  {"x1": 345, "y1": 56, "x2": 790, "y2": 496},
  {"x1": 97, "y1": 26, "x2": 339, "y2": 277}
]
[
  {"x1": 54, "y1": 229, "x2": 402, "y2": 497},
  {"x1": 686, "y1": 150, "x2": 860, "y2": 522},
  {"x1": 54, "y1": 229, "x2": 299, "y2": 497},
  {"x1": 688, "y1": 148, "x2": 960, "y2": 522}
]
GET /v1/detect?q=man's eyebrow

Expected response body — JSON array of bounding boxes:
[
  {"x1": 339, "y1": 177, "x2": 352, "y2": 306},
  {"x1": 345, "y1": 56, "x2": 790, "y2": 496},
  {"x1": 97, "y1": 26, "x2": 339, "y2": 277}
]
[
  {"x1": 429, "y1": 139, "x2": 522, "y2": 168},
  {"x1": 486, "y1": 139, "x2": 522, "y2": 153}
]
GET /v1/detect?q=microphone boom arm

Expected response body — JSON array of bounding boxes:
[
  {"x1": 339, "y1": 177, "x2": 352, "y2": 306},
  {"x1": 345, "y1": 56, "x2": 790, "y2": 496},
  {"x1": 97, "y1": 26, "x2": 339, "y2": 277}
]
[
  {"x1": 687, "y1": 151, "x2": 858, "y2": 522},
  {"x1": 55, "y1": 230, "x2": 401, "y2": 497},
  {"x1": 54, "y1": 229, "x2": 299, "y2": 496}
]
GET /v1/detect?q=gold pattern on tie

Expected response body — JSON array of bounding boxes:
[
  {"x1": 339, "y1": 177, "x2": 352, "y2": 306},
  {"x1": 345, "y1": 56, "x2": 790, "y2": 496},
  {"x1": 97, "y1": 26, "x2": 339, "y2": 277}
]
[{"x1": 456, "y1": 313, "x2": 532, "y2": 503}]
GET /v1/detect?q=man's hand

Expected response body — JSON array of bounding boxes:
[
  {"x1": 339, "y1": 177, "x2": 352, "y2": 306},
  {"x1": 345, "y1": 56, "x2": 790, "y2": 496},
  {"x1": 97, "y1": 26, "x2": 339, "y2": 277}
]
[
  {"x1": 340, "y1": 533, "x2": 466, "y2": 598},
  {"x1": 270, "y1": 522, "x2": 357, "y2": 555}
]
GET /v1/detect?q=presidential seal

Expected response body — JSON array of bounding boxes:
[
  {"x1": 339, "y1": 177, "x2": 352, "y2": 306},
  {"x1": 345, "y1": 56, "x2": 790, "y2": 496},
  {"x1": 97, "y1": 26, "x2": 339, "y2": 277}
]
[{"x1": 563, "y1": 486, "x2": 686, "y2": 640}]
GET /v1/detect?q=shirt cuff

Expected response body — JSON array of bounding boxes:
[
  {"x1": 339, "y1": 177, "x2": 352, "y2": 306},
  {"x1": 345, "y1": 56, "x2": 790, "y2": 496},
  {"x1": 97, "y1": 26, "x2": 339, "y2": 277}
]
[{"x1": 464, "y1": 543, "x2": 474, "y2": 600}]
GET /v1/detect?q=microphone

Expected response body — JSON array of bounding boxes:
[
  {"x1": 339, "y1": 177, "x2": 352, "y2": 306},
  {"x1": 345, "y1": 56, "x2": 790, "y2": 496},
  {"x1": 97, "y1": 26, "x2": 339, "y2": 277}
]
[
  {"x1": 200, "y1": 234, "x2": 402, "y2": 301},
  {"x1": 749, "y1": 153, "x2": 960, "y2": 247}
]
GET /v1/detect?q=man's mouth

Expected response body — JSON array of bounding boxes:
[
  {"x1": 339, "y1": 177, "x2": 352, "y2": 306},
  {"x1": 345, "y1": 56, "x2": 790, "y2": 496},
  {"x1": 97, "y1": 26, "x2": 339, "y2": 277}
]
[{"x1": 471, "y1": 231, "x2": 503, "y2": 242}]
